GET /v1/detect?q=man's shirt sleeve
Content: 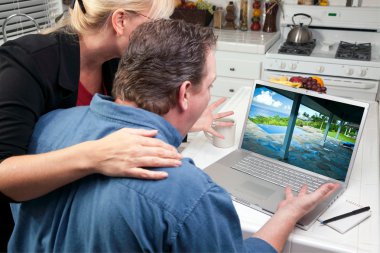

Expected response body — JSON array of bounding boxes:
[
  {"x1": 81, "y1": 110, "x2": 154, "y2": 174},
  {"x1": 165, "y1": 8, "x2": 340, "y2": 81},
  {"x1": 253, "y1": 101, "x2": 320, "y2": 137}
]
[{"x1": 171, "y1": 184, "x2": 277, "y2": 253}]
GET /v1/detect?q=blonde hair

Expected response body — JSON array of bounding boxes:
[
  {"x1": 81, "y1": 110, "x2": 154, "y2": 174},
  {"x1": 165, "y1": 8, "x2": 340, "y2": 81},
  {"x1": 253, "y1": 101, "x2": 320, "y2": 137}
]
[{"x1": 48, "y1": 0, "x2": 175, "y2": 34}]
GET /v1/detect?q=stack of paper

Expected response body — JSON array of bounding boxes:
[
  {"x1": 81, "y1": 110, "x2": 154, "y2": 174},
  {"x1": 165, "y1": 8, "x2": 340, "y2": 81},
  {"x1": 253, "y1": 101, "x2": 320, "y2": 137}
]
[{"x1": 318, "y1": 199, "x2": 371, "y2": 234}]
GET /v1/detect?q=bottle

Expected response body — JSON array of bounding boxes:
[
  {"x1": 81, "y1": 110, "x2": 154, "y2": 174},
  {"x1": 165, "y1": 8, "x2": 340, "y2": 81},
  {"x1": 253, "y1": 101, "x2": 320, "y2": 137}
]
[
  {"x1": 251, "y1": 0, "x2": 261, "y2": 31},
  {"x1": 262, "y1": 1, "x2": 278, "y2": 33},
  {"x1": 213, "y1": 7, "x2": 223, "y2": 29},
  {"x1": 239, "y1": 0, "x2": 248, "y2": 31},
  {"x1": 224, "y1": 1, "x2": 236, "y2": 30}
]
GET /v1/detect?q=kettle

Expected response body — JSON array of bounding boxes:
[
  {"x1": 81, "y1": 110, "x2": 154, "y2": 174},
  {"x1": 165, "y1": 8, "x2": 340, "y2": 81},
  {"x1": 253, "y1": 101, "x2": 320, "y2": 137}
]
[{"x1": 287, "y1": 13, "x2": 313, "y2": 44}]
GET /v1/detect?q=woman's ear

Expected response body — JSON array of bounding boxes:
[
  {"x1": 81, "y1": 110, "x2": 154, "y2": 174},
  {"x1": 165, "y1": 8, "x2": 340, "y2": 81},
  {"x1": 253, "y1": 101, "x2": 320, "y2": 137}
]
[
  {"x1": 111, "y1": 9, "x2": 128, "y2": 36},
  {"x1": 178, "y1": 81, "x2": 192, "y2": 111}
]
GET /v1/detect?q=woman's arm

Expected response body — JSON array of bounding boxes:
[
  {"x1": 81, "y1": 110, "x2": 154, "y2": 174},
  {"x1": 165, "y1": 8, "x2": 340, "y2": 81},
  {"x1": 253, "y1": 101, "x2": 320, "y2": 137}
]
[
  {"x1": 0, "y1": 42, "x2": 181, "y2": 202},
  {"x1": 0, "y1": 128, "x2": 182, "y2": 202}
]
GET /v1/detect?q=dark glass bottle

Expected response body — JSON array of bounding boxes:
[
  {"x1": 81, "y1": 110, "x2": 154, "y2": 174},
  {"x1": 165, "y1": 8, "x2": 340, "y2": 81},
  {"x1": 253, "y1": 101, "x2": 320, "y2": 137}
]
[
  {"x1": 262, "y1": 1, "x2": 278, "y2": 33},
  {"x1": 224, "y1": 1, "x2": 236, "y2": 29}
]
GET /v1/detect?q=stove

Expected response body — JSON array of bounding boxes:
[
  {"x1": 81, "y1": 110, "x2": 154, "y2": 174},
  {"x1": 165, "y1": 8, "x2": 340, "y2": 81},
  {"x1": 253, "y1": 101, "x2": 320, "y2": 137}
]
[
  {"x1": 263, "y1": 6, "x2": 380, "y2": 101},
  {"x1": 278, "y1": 40, "x2": 316, "y2": 56},
  {"x1": 335, "y1": 41, "x2": 371, "y2": 61}
]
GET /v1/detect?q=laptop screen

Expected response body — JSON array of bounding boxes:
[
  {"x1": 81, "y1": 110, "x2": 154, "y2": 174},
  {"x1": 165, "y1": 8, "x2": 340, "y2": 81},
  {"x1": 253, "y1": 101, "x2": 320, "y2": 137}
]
[{"x1": 241, "y1": 82, "x2": 367, "y2": 182}]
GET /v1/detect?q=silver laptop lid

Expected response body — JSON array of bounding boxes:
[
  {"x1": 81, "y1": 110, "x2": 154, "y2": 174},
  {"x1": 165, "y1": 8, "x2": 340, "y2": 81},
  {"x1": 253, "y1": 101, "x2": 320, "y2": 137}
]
[{"x1": 238, "y1": 80, "x2": 369, "y2": 186}]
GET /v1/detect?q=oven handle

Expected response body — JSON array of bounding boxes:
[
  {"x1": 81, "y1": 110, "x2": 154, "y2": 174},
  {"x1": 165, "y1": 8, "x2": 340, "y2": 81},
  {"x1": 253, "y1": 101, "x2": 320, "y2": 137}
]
[
  {"x1": 262, "y1": 70, "x2": 378, "y2": 90},
  {"x1": 325, "y1": 80, "x2": 376, "y2": 89}
]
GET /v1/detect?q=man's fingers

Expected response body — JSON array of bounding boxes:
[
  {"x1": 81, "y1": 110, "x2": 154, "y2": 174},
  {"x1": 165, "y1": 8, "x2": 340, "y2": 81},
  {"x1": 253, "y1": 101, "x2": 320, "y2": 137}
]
[
  {"x1": 205, "y1": 128, "x2": 224, "y2": 139},
  {"x1": 303, "y1": 183, "x2": 340, "y2": 207},
  {"x1": 209, "y1": 97, "x2": 228, "y2": 109},
  {"x1": 298, "y1": 184, "x2": 308, "y2": 196},
  {"x1": 314, "y1": 183, "x2": 340, "y2": 201},
  {"x1": 214, "y1": 120, "x2": 234, "y2": 127},
  {"x1": 285, "y1": 186, "x2": 293, "y2": 200},
  {"x1": 214, "y1": 111, "x2": 234, "y2": 120}
]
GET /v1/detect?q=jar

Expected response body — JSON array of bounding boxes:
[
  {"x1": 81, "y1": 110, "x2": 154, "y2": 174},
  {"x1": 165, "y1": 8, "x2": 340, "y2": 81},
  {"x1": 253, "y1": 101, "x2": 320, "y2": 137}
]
[
  {"x1": 239, "y1": 0, "x2": 248, "y2": 31},
  {"x1": 213, "y1": 7, "x2": 223, "y2": 29},
  {"x1": 262, "y1": 1, "x2": 278, "y2": 33},
  {"x1": 224, "y1": 1, "x2": 236, "y2": 30}
]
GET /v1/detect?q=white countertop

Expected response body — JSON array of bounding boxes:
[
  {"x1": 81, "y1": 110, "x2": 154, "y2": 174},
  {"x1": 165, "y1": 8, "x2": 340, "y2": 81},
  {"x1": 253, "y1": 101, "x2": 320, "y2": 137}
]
[
  {"x1": 182, "y1": 86, "x2": 379, "y2": 253},
  {"x1": 214, "y1": 29, "x2": 280, "y2": 54}
]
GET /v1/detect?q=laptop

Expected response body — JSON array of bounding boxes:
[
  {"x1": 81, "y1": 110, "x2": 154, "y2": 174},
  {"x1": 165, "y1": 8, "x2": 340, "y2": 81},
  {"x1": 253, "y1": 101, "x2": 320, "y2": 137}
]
[{"x1": 204, "y1": 80, "x2": 369, "y2": 230}]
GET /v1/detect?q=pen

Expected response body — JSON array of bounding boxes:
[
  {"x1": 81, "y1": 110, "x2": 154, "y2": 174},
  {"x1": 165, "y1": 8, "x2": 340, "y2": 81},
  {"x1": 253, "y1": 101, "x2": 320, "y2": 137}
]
[{"x1": 321, "y1": 206, "x2": 370, "y2": 225}]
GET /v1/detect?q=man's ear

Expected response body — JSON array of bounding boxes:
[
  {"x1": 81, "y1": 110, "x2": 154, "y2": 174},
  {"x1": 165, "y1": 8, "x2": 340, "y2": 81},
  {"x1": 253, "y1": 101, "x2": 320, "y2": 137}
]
[
  {"x1": 111, "y1": 9, "x2": 128, "y2": 36},
  {"x1": 178, "y1": 81, "x2": 192, "y2": 111}
]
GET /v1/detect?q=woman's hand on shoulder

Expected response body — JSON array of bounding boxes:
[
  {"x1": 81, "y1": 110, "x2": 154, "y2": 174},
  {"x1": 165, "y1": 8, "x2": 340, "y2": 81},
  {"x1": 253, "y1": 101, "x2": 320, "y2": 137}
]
[{"x1": 87, "y1": 128, "x2": 182, "y2": 180}]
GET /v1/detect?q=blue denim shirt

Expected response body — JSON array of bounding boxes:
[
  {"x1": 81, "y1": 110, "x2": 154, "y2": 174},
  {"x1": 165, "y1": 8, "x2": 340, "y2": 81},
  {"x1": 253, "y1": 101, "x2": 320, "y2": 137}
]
[{"x1": 9, "y1": 94, "x2": 276, "y2": 253}]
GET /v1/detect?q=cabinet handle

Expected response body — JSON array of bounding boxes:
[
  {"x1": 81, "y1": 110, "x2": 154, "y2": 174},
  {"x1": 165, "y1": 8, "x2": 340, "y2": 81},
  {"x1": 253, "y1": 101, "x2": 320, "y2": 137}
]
[
  {"x1": 229, "y1": 89, "x2": 235, "y2": 93},
  {"x1": 229, "y1": 67, "x2": 235, "y2": 71}
]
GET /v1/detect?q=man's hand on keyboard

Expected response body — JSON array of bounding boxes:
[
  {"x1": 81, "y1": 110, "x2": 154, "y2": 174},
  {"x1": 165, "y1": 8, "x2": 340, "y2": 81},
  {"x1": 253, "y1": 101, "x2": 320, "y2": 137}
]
[
  {"x1": 253, "y1": 183, "x2": 340, "y2": 253},
  {"x1": 277, "y1": 183, "x2": 340, "y2": 221}
]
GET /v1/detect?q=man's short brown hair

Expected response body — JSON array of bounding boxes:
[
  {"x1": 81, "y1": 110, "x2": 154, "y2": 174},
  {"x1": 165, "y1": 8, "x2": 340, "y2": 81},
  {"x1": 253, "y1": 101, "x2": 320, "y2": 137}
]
[{"x1": 112, "y1": 19, "x2": 217, "y2": 115}]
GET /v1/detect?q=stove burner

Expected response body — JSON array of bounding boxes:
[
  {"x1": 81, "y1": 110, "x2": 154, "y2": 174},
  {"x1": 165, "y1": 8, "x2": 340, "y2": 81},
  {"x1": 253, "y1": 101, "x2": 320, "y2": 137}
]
[
  {"x1": 278, "y1": 40, "x2": 316, "y2": 56},
  {"x1": 335, "y1": 41, "x2": 371, "y2": 61}
]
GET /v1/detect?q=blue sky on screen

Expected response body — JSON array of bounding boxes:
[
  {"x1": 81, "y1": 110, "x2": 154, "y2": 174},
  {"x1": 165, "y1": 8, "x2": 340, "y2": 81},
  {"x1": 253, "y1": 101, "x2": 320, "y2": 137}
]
[{"x1": 252, "y1": 87, "x2": 318, "y2": 119}]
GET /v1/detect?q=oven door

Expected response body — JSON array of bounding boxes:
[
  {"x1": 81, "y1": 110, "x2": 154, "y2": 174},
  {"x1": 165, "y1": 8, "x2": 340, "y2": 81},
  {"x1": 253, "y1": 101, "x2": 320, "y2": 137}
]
[{"x1": 262, "y1": 70, "x2": 379, "y2": 101}]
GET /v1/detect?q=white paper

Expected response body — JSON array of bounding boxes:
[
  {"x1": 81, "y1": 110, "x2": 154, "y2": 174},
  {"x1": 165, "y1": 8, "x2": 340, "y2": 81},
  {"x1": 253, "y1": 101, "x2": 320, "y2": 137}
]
[{"x1": 318, "y1": 199, "x2": 371, "y2": 234}]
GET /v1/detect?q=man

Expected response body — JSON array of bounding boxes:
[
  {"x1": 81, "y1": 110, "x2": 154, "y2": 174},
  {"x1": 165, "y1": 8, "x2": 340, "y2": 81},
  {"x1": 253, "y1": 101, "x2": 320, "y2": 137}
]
[{"x1": 9, "y1": 20, "x2": 338, "y2": 252}]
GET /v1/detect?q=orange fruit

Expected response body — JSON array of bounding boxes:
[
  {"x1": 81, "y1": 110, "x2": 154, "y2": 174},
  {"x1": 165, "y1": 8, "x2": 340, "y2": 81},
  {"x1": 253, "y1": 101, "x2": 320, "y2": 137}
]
[
  {"x1": 311, "y1": 76, "x2": 324, "y2": 87},
  {"x1": 253, "y1": 9, "x2": 261, "y2": 17}
]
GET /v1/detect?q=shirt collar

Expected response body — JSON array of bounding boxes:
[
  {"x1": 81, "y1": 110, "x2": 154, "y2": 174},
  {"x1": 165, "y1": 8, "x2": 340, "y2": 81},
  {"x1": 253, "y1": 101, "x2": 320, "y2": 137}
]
[{"x1": 89, "y1": 94, "x2": 184, "y2": 148}]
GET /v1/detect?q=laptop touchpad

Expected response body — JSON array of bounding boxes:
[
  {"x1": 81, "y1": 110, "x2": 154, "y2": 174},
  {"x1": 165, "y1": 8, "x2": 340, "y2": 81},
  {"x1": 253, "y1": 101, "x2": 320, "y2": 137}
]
[{"x1": 240, "y1": 181, "x2": 275, "y2": 200}]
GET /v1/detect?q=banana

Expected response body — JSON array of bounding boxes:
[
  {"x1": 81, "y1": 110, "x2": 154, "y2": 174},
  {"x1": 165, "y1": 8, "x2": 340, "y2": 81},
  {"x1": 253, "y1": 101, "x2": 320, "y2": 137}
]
[{"x1": 269, "y1": 77, "x2": 301, "y2": 88}]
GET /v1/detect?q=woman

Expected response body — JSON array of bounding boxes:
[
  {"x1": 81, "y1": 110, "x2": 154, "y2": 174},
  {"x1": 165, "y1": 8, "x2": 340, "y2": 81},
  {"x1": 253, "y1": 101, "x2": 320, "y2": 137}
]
[{"x1": 0, "y1": 0, "x2": 232, "y2": 248}]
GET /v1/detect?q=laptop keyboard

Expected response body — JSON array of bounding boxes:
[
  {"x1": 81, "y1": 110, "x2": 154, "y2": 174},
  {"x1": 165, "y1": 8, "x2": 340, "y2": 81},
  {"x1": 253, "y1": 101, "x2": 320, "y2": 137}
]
[{"x1": 232, "y1": 155, "x2": 327, "y2": 192}]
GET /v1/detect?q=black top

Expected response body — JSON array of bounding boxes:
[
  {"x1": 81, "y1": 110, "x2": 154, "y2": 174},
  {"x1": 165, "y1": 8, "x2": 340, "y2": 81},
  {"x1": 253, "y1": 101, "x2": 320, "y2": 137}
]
[
  {"x1": 0, "y1": 31, "x2": 119, "y2": 248},
  {"x1": 0, "y1": 31, "x2": 119, "y2": 161}
]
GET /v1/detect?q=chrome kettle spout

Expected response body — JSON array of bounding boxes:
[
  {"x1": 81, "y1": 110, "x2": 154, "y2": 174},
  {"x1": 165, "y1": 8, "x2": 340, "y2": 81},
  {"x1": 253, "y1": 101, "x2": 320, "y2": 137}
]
[{"x1": 2, "y1": 13, "x2": 40, "y2": 43}]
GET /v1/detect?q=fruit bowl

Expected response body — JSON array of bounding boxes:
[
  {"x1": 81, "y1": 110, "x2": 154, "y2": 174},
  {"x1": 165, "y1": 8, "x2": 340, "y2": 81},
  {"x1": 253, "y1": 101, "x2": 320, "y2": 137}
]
[
  {"x1": 171, "y1": 0, "x2": 214, "y2": 26},
  {"x1": 269, "y1": 76, "x2": 327, "y2": 93},
  {"x1": 170, "y1": 9, "x2": 213, "y2": 26}
]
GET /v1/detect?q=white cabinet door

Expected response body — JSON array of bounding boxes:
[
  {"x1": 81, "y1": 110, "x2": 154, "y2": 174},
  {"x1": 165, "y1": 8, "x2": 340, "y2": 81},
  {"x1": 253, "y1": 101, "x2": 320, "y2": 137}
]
[
  {"x1": 216, "y1": 51, "x2": 264, "y2": 80},
  {"x1": 213, "y1": 51, "x2": 263, "y2": 98},
  {"x1": 212, "y1": 76, "x2": 254, "y2": 98}
]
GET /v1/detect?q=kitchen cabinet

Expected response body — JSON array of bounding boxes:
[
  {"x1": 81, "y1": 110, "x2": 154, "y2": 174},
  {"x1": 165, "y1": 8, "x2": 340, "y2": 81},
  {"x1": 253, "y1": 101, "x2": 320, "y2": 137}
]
[
  {"x1": 211, "y1": 30, "x2": 280, "y2": 100},
  {"x1": 212, "y1": 51, "x2": 263, "y2": 98}
]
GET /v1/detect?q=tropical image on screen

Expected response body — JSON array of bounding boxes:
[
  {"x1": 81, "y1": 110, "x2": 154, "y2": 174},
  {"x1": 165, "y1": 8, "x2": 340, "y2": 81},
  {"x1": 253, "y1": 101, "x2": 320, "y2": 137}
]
[{"x1": 241, "y1": 84, "x2": 365, "y2": 181}]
